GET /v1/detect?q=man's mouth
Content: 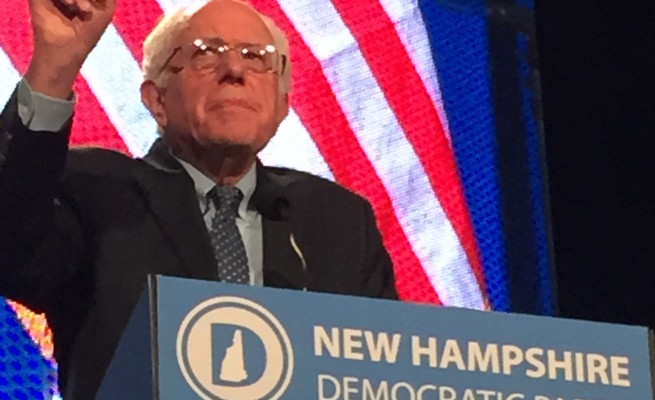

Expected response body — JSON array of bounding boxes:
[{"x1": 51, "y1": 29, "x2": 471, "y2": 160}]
[{"x1": 213, "y1": 99, "x2": 258, "y2": 112}]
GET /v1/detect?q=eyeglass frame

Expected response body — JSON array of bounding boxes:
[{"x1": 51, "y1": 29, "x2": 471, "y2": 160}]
[{"x1": 157, "y1": 37, "x2": 288, "y2": 77}]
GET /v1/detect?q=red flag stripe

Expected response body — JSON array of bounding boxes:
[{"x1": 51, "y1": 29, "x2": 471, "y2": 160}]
[
  {"x1": 113, "y1": 0, "x2": 164, "y2": 63},
  {"x1": 249, "y1": 0, "x2": 440, "y2": 304},
  {"x1": 330, "y1": 1, "x2": 487, "y2": 295},
  {"x1": 0, "y1": 0, "x2": 130, "y2": 154}
]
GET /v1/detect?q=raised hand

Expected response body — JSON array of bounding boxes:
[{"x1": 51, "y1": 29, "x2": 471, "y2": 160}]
[{"x1": 25, "y1": 0, "x2": 116, "y2": 98}]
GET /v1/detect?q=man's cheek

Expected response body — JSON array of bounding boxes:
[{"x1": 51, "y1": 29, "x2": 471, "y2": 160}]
[{"x1": 250, "y1": 74, "x2": 279, "y2": 95}]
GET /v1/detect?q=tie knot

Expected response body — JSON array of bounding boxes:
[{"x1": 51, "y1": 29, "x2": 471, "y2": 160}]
[{"x1": 209, "y1": 185, "x2": 243, "y2": 215}]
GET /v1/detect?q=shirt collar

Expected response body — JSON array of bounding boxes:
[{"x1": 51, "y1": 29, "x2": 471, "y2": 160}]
[{"x1": 173, "y1": 155, "x2": 257, "y2": 219}]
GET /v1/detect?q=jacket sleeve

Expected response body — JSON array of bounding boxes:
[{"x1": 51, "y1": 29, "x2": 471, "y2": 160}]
[
  {"x1": 361, "y1": 200, "x2": 399, "y2": 300},
  {"x1": 0, "y1": 87, "x2": 84, "y2": 312}
]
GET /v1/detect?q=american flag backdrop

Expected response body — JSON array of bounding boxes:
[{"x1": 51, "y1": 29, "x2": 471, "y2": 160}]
[{"x1": 0, "y1": 0, "x2": 551, "y2": 398}]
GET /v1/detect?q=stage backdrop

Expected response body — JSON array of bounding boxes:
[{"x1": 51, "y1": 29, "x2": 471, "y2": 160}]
[{"x1": 0, "y1": 0, "x2": 550, "y2": 398}]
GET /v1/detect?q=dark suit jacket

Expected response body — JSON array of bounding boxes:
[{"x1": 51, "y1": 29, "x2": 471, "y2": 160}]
[{"x1": 0, "y1": 90, "x2": 397, "y2": 399}]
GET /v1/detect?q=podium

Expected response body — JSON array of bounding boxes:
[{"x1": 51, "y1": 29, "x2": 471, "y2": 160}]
[{"x1": 97, "y1": 275, "x2": 654, "y2": 399}]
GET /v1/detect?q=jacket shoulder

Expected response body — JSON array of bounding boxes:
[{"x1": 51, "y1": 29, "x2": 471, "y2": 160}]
[
  {"x1": 65, "y1": 146, "x2": 136, "y2": 179},
  {"x1": 264, "y1": 165, "x2": 368, "y2": 207}
]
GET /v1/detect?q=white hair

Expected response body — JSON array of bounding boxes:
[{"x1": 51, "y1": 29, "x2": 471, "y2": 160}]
[{"x1": 142, "y1": 0, "x2": 292, "y2": 95}]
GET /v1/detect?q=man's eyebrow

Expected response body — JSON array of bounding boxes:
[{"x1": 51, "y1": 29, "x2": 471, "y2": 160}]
[
  {"x1": 200, "y1": 37, "x2": 273, "y2": 48},
  {"x1": 234, "y1": 40, "x2": 268, "y2": 47},
  {"x1": 232, "y1": 40, "x2": 273, "y2": 46}
]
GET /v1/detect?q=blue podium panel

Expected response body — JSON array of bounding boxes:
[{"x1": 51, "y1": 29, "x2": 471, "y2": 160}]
[{"x1": 149, "y1": 276, "x2": 653, "y2": 400}]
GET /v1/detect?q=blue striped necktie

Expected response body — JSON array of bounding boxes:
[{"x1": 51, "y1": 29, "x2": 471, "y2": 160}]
[{"x1": 208, "y1": 186, "x2": 249, "y2": 284}]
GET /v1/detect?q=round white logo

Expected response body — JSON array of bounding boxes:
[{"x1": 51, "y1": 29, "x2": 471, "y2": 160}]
[{"x1": 176, "y1": 296, "x2": 294, "y2": 400}]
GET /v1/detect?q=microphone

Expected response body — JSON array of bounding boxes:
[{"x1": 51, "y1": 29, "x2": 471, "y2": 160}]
[
  {"x1": 289, "y1": 233, "x2": 308, "y2": 291},
  {"x1": 251, "y1": 171, "x2": 307, "y2": 290}
]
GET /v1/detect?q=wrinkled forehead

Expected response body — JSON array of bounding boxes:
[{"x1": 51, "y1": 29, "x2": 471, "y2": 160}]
[{"x1": 179, "y1": 0, "x2": 273, "y2": 45}]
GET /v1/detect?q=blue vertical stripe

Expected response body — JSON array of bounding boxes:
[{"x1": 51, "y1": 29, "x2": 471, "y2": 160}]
[
  {"x1": 518, "y1": 33, "x2": 554, "y2": 315},
  {"x1": 418, "y1": 0, "x2": 511, "y2": 311}
]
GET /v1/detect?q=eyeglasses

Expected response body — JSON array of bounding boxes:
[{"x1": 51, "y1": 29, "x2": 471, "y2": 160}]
[{"x1": 158, "y1": 37, "x2": 287, "y2": 76}]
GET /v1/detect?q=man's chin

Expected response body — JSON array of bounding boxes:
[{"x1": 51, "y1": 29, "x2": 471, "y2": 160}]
[
  {"x1": 195, "y1": 134, "x2": 256, "y2": 152},
  {"x1": 207, "y1": 135, "x2": 244, "y2": 144}
]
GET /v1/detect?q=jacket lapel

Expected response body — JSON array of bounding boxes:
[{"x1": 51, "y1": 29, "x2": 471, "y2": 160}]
[
  {"x1": 252, "y1": 164, "x2": 307, "y2": 290},
  {"x1": 132, "y1": 139, "x2": 217, "y2": 281}
]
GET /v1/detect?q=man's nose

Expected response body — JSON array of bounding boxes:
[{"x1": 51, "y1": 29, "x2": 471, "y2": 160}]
[{"x1": 216, "y1": 51, "x2": 245, "y2": 85}]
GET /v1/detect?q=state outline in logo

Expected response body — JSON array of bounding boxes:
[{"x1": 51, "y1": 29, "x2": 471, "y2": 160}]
[{"x1": 176, "y1": 296, "x2": 294, "y2": 400}]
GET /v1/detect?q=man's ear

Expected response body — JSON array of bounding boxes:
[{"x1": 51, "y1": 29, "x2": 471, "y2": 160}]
[
  {"x1": 276, "y1": 93, "x2": 290, "y2": 124},
  {"x1": 141, "y1": 80, "x2": 168, "y2": 128}
]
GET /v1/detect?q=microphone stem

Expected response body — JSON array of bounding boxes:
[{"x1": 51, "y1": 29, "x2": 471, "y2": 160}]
[{"x1": 289, "y1": 233, "x2": 307, "y2": 291}]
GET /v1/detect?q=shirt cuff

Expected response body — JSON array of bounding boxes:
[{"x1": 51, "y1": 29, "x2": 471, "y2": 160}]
[{"x1": 17, "y1": 78, "x2": 75, "y2": 132}]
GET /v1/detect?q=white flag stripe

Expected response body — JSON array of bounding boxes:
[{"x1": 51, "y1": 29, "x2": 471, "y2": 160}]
[
  {"x1": 279, "y1": 0, "x2": 484, "y2": 308},
  {"x1": 259, "y1": 112, "x2": 335, "y2": 181},
  {"x1": 82, "y1": 24, "x2": 158, "y2": 157},
  {"x1": 378, "y1": 0, "x2": 451, "y2": 140},
  {"x1": 81, "y1": 24, "x2": 159, "y2": 156},
  {"x1": 153, "y1": 0, "x2": 333, "y2": 178},
  {"x1": 155, "y1": 0, "x2": 201, "y2": 9},
  {"x1": 0, "y1": 47, "x2": 19, "y2": 110}
]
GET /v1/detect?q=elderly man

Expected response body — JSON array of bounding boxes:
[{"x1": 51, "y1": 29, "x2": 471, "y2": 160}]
[{"x1": 0, "y1": 0, "x2": 397, "y2": 398}]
